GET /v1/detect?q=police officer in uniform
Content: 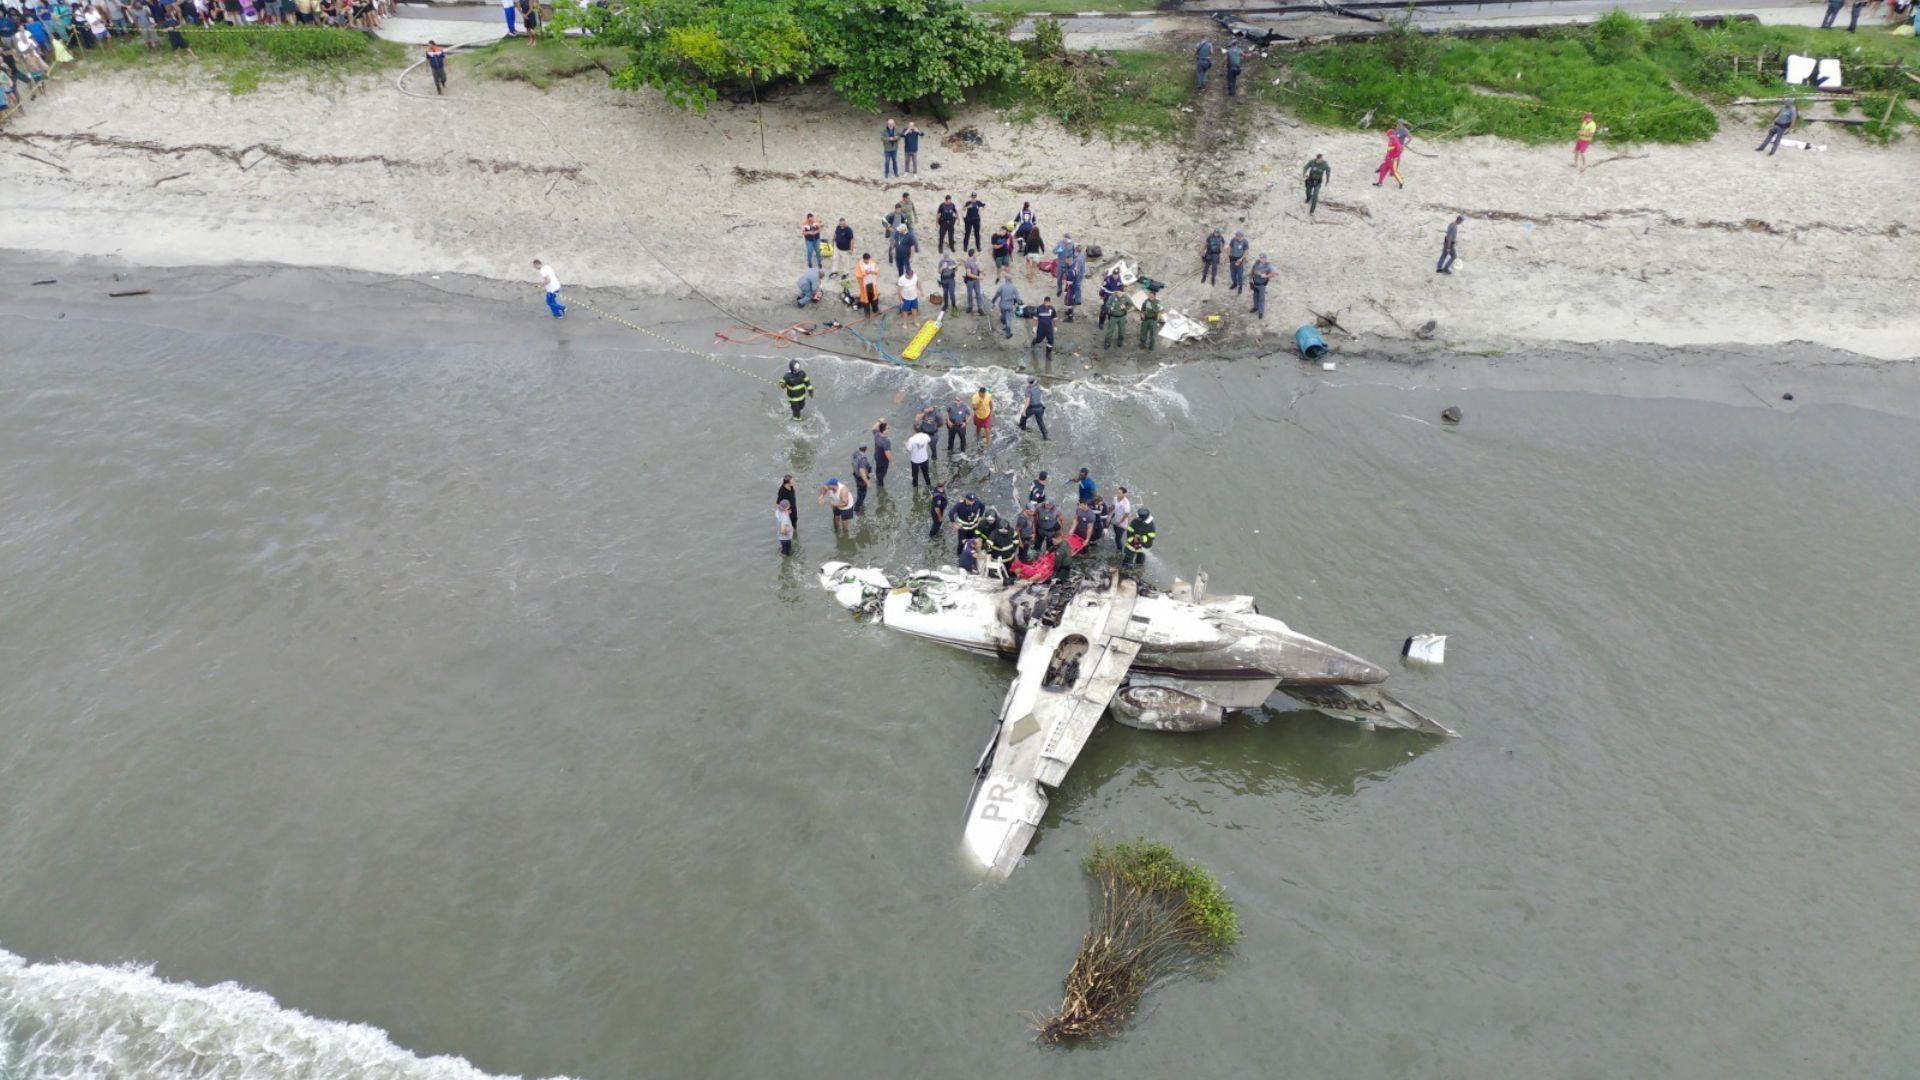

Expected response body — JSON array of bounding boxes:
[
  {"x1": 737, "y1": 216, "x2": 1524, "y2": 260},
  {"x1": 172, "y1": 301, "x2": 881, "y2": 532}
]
[
  {"x1": 1123, "y1": 507, "x2": 1156, "y2": 567},
  {"x1": 1015, "y1": 504, "x2": 1038, "y2": 562},
  {"x1": 915, "y1": 400, "x2": 942, "y2": 463},
  {"x1": 781, "y1": 359, "x2": 814, "y2": 419}
]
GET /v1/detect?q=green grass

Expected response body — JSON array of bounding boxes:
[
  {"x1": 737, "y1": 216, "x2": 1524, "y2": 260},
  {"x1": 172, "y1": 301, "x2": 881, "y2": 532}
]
[
  {"x1": 1265, "y1": 10, "x2": 1920, "y2": 144},
  {"x1": 74, "y1": 26, "x2": 404, "y2": 89},
  {"x1": 466, "y1": 37, "x2": 626, "y2": 90},
  {"x1": 224, "y1": 63, "x2": 261, "y2": 95},
  {"x1": 982, "y1": 40, "x2": 1193, "y2": 141},
  {"x1": 1099, "y1": 48, "x2": 1194, "y2": 138},
  {"x1": 973, "y1": 0, "x2": 1160, "y2": 13}
]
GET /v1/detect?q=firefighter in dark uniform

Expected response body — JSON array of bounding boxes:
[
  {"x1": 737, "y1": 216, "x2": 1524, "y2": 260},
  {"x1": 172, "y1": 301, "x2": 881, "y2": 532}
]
[
  {"x1": 1123, "y1": 506, "x2": 1156, "y2": 568},
  {"x1": 950, "y1": 493, "x2": 984, "y2": 558},
  {"x1": 780, "y1": 360, "x2": 814, "y2": 419}
]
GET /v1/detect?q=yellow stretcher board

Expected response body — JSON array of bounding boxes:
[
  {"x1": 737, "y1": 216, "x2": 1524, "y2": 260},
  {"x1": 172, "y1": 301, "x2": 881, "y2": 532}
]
[{"x1": 901, "y1": 313, "x2": 943, "y2": 361}]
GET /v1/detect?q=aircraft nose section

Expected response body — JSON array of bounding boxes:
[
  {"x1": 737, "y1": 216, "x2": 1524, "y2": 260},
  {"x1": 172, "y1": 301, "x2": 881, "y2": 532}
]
[{"x1": 1268, "y1": 634, "x2": 1389, "y2": 684}]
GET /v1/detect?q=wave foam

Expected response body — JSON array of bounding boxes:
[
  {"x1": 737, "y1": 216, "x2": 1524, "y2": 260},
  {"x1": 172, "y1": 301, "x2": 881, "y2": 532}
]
[{"x1": 0, "y1": 945, "x2": 570, "y2": 1080}]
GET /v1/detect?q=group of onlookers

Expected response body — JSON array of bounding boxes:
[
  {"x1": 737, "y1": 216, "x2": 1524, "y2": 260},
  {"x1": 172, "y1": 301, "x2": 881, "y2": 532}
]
[{"x1": 0, "y1": 0, "x2": 387, "y2": 114}]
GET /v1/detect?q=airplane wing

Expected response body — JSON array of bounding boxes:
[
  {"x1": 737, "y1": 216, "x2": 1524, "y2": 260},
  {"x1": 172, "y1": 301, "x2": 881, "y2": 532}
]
[
  {"x1": 1278, "y1": 682, "x2": 1459, "y2": 738},
  {"x1": 960, "y1": 574, "x2": 1143, "y2": 879}
]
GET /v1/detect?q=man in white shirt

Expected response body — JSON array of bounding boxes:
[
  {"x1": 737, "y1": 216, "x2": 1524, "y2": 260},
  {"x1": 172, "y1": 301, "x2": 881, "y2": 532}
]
[
  {"x1": 1109, "y1": 486, "x2": 1132, "y2": 554},
  {"x1": 502, "y1": 0, "x2": 516, "y2": 34},
  {"x1": 532, "y1": 259, "x2": 565, "y2": 319},
  {"x1": 896, "y1": 268, "x2": 920, "y2": 325},
  {"x1": 905, "y1": 428, "x2": 933, "y2": 490}
]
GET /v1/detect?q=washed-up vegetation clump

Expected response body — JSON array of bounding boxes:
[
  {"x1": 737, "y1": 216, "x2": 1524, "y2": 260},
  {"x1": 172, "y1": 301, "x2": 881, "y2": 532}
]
[{"x1": 1033, "y1": 839, "x2": 1238, "y2": 1044}]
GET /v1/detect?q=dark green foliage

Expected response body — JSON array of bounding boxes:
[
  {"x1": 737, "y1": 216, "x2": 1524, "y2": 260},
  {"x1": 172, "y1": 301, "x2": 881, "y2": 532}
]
[{"x1": 572, "y1": 0, "x2": 1018, "y2": 112}]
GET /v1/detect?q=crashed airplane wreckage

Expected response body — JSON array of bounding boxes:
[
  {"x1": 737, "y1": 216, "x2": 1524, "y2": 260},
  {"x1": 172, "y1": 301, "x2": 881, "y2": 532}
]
[{"x1": 820, "y1": 561, "x2": 1455, "y2": 879}]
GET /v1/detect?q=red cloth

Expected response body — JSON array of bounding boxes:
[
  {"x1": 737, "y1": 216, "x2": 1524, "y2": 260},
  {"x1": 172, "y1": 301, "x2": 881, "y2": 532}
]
[
  {"x1": 1066, "y1": 534, "x2": 1088, "y2": 555},
  {"x1": 1011, "y1": 552, "x2": 1056, "y2": 581}
]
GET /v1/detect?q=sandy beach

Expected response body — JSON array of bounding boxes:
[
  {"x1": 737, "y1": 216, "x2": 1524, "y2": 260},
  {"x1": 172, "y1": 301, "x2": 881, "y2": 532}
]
[{"x1": 2, "y1": 60, "x2": 1916, "y2": 361}]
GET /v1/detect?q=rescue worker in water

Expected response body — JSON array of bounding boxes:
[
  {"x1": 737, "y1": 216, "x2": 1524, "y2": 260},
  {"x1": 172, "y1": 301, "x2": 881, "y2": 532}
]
[
  {"x1": 781, "y1": 360, "x2": 814, "y2": 419},
  {"x1": 985, "y1": 514, "x2": 1018, "y2": 565},
  {"x1": 950, "y1": 493, "x2": 985, "y2": 558},
  {"x1": 1123, "y1": 506, "x2": 1156, "y2": 567}
]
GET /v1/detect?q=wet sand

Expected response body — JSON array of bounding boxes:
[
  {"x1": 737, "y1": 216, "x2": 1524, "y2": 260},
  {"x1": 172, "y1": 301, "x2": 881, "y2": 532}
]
[{"x1": 1, "y1": 70, "x2": 1916, "y2": 362}]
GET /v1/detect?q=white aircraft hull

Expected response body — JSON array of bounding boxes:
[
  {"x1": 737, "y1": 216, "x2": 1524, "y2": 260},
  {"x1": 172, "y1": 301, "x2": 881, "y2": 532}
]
[{"x1": 818, "y1": 561, "x2": 1455, "y2": 878}]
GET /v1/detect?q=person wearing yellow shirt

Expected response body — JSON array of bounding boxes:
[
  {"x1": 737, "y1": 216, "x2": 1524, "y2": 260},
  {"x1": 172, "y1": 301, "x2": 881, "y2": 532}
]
[
  {"x1": 969, "y1": 386, "x2": 994, "y2": 449},
  {"x1": 1575, "y1": 112, "x2": 1598, "y2": 172}
]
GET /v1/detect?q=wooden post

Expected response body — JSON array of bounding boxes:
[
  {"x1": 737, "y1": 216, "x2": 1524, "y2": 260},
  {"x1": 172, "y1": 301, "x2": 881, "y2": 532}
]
[{"x1": 1879, "y1": 91, "x2": 1899, "y2": 135}]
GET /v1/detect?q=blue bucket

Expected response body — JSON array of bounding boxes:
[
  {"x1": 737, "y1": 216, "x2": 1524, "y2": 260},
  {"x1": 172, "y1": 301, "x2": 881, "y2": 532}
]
[{"x1": 1295, "y1": 325, "x2": 1328, "y2": 361}]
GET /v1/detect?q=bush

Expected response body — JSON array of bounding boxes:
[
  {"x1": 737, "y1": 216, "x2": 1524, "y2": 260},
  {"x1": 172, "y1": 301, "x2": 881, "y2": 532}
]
[
  {"x1": 1588, "y1": 7, "x2": 1648, "y2": 64},
  {"x1": 1032, "y1": 839, "x2": 1237, "y2": 1043}
]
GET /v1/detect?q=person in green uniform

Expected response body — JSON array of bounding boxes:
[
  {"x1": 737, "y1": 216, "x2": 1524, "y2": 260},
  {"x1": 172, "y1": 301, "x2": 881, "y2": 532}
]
[
  {"x1": 1102, "y1": 288, "x2": 1130, "y2": 349},
  {"x1": 1137, "y1": 288, "x2": 1162, "y2": 351},
  {"x1": 1303, "y1": 154, "x2": 1330, "y2": 216}
]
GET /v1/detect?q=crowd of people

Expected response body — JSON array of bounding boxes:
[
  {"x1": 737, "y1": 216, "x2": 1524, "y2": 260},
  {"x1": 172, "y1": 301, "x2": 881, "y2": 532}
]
[
  {"x1": 1, "y1": 0, "x2": 391, "y2": 113},
  {"x1": 773, "y1": 363, "x2": 1158, "y2": 573}
]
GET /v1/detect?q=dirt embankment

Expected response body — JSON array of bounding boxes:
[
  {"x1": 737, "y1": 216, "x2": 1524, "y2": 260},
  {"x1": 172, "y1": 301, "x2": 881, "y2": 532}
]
[{"x1": 1, "y1": 70, "x2": 1915, "y2": 360}]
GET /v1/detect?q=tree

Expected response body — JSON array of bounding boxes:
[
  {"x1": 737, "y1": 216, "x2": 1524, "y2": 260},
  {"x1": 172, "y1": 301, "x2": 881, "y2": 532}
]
[
  {"x1": 810, "y1": 0, "x2": 1020, "y2": 111},
  {"x1": 573, "y1": 0, "x2": 1018, "y2": 113}
]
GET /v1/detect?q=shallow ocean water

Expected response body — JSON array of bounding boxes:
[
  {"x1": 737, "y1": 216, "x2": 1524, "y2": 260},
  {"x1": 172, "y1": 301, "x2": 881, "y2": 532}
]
[{"x1": 3, "y1": 276, "x2": 1918, "y2": 1079}]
